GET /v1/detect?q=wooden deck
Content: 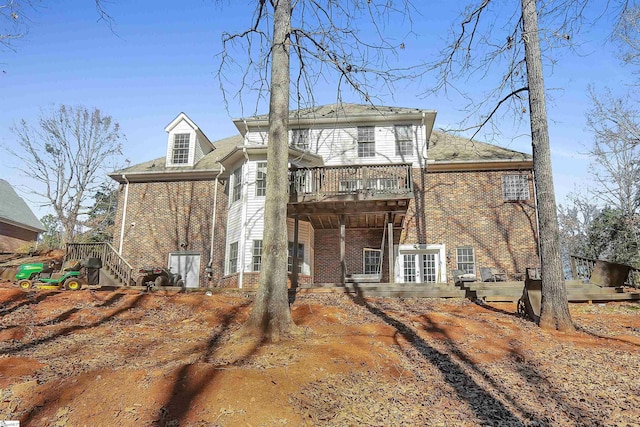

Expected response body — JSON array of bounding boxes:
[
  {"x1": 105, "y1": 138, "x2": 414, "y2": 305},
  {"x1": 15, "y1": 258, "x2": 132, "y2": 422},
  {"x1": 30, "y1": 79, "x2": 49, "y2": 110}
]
[{"x1": 294, "y1": 281, "x2": 640, "y2": 302}]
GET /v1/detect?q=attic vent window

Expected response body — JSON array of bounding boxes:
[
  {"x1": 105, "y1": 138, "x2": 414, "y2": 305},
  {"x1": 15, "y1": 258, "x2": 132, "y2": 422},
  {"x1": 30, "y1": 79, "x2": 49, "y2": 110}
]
[
  {"x1": 172, "y1": 133, "x2": 190, "y2": 164},
  {"x1": 502, "y1": 174, "x2": 530, "y2": 201}
]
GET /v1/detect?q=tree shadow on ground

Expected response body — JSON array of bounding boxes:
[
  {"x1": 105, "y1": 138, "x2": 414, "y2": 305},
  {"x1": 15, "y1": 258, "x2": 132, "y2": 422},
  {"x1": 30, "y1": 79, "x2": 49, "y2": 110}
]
[
  {"x1": 1, "y1": 293, "x2": 146, "y2": 356},
  {"x1": 0, "y1": 291, "x2": 59, "y2": 317},
  {"x1": 347, "y1": 288, "x2": 538, "y2": 425},
  {"x1": 153, "y1": 300, "x2": 263, "y2": 427},
  {"x1": 574, "y1": 325, "x2": 640, "y2": 348}
]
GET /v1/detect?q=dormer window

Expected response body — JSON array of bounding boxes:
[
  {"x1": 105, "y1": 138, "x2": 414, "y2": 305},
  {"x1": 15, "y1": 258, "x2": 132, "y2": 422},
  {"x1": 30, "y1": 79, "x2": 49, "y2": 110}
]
[
  {"x1": 291, "y1": 129, "x2": 309, "y2": 150},
  {"x1": 172, "y1": 133, "x2": 190, "y2": 164}
]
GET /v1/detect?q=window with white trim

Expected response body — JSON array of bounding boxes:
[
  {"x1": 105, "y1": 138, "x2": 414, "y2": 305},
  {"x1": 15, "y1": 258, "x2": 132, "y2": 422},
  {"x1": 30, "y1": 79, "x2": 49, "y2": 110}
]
[
  {"x1": 395, "y1": 125, "x2": 413, "y2": 156},
  {"x1": 228, "y1": 242, "x2": 238, "y2": 274},
  {"x1": 172, "y1": 133, "x2": 190, "y2": 164},
  {"x1": 232, "y1": 167, "x2": 242, "y2": 203},
  {"x1": 403, "y1": 254, "x2": 416, "y2": 282},
  {"x1": 292, "y1": 129, "x2": 310, "y2": 150},
  {"x1": 456, "y1": 247, "x2": 475, "y2": 275},
  {"x1": 256, "y1": 162, "x2": 267, "y2": 197},
  {"x1": 363, "y1": 249, "x2": 381, "y2": 275},
  {"x1": 421, "y1": 253, "x2": 437, "y2": 283},
  {"x1": 252, "y1": 240, "x2": 262, "y2": 271},
  {"x1": 502, "y1": 174, "x2": 530, "y2": 201},
  {"x1": 288, "y1": 242, "x2": 304, "y2": 273},
  {"x1": 357, "y1": 126, "x2": 375, "y2": 157}
]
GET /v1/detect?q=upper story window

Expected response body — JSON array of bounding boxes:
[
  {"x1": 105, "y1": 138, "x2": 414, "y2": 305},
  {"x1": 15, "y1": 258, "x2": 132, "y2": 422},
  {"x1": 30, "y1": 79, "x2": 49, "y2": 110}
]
[
  {"x1": 357, "y1": 126, "x2": 375, "y2": 157},
  {"x1": 232, "y1": 167, "x2": 243, "y2": 203},
  {"x1": 256, "y1": 162, "x2": 267, "y2": 197},
  {"x1": 172, "y1": 133, "x2": 190, "y2": 164},
  {"x1": 395, "y1": 125, "x2": 413, "y2": 156},
  {"x1": 292, "y1": 129, "x2": 310, "y2": 151},
  {"x1": 502, "y1": 174, "x2": 530, "y2": 201}
]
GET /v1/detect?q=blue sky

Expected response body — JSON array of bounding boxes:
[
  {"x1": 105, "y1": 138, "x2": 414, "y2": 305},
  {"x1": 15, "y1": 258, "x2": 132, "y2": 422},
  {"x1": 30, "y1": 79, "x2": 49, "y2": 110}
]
[{"x1": 0, "y1": 0, "x2": 634, "y2": 218}]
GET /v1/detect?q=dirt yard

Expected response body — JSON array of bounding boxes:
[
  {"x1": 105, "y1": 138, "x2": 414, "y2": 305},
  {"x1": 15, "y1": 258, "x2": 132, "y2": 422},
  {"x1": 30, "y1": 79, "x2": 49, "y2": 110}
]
[{"x1": 0, "y1": 283, "x2": 638, "y2": 427}]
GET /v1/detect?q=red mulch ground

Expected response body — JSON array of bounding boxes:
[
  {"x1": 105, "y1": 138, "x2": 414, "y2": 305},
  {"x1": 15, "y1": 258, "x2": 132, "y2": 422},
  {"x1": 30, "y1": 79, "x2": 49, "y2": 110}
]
[{"x1": 0, "y1": 283, "x2": 638, "y2": 426}]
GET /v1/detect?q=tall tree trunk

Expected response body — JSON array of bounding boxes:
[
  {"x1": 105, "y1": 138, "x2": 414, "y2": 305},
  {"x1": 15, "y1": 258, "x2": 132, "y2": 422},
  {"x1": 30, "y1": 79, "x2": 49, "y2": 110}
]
[
  {"x1": 521, "y1": 0, "x2": 574, "y2": 331},
  {"x1": 244, "y1": 0, "x2": 297, "y2": 341}
]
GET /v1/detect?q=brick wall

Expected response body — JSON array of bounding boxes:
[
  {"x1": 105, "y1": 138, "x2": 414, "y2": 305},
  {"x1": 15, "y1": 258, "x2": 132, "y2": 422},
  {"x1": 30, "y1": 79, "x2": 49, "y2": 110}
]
[
  {"x1": 0, "y1": 222, "x2": 39, "y2": 252},
  {"x1": 312, "y1": 167, "x2": 539, "y2": 284},
  {"x1": 314, "y1": 228, "x2": 397, "y2": 283},
  {"x1": 403, "y1": 168, "x2": 540, "y2": 279},
  {"x1": 112, "y1": 180, "x2": 228, "y2": 288},
  {"x1": 219, "y1": 272, "x2": 312, "y2": 289}
]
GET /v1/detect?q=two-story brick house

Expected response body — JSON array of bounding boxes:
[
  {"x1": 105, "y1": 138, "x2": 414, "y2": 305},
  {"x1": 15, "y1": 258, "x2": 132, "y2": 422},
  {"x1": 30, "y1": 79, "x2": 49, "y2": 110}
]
[{"x1": 108, "y1": 103, "x2": 539, "y2": 288}]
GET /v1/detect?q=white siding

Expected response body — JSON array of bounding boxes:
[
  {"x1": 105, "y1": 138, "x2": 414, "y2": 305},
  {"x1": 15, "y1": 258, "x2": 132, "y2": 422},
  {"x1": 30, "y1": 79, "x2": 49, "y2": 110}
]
[
  {"x1": 224, "y1": 158, "x2": 314, "y2": 279},
  {"x1": 225, "y1": 162, "x2": 245, "y2": 275},
  {"x1": 244, "y1": 122, "x2": 428, "y2": 167}
]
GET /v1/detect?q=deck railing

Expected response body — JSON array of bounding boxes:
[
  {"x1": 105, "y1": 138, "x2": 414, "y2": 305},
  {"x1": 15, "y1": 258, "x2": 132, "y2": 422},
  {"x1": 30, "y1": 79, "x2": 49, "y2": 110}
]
[
  {"x1": 66, "y1": 242, "x2": 134, "y2": 286},
  {"x1": 569, "y1": 254, "x2": 640, "y2": 289},
  {"x1": 289, "y1": 163, "x2": 413, "y2": 200}
]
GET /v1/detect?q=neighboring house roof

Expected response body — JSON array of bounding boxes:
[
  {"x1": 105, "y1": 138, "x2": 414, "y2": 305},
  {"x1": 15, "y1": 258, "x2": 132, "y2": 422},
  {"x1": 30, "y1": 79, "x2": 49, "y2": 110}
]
[
  {"x1": 0, "y1": 179, "x2": 45, "y2": 232},
  {"x1": 109, "y1": 135, "x2": 242, "y2": 183}
]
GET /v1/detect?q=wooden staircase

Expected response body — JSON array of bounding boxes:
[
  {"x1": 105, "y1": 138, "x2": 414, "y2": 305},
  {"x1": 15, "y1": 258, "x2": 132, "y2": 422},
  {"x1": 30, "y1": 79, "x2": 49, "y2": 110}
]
[{"x1": 65, "y1": 242, "x2": 134, "y2": 287}]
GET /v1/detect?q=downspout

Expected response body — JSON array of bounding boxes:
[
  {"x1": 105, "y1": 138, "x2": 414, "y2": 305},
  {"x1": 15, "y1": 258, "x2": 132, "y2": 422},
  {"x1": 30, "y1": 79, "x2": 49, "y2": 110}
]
[
  {"x1": 118, "y1": 174, "x2": 130, "y2": 256},
  {"x1": 532, "y1": 169, "x2": 542, "y2": 265},
  {"x1": 238, "y1": 146, "x2": 250, "y2": 289},
  {"x1": 207, "y1": 164, "x2": 225, "y2": 281}
]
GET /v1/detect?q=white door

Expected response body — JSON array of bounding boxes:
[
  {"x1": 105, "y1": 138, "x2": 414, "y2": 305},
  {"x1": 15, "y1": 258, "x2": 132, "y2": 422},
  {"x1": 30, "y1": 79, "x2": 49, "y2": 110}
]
[
  {"x1": 395, "y1": 245, "x2": 446, "y2": 284},
  {"x1": 168, "y1": 252, "x2": 201, "y2": 288}
]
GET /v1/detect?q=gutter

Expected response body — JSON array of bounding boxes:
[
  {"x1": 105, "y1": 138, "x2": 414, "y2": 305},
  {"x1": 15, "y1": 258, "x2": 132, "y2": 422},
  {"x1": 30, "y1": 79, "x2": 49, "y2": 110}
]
[
  {"x1": 207, "y1": 164, "x2": 225, "y2": 281},
  {"x1": 118, "y1": 174, "x2": 130, "y2": 256},
  {"x1": 237, "y1": 147, "x2": 250, "y2": 290}
]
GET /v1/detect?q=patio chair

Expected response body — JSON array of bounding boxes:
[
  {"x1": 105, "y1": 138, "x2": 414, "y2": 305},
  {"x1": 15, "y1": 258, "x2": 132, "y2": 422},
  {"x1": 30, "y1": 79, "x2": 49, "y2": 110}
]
[
  {"x1": 452, "y1": 269, "x2": 477, "y2": 285},
  {"x1": 480, "y1": 267, "x2": 507, "y2": 282}
]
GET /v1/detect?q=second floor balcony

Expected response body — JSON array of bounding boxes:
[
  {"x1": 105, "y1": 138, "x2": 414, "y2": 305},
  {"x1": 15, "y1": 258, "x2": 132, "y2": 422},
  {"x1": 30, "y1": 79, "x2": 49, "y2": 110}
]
[{"x1": 288, "y1": 163, "x2": 413, "y2": 203}]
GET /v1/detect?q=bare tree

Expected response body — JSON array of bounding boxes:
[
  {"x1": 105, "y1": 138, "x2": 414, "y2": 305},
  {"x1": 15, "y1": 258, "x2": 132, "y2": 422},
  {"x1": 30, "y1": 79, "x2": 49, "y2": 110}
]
[
  {"x1": 586, "y1": 86, "x2": 640, "y2": 215},
  {"x1": 218, "y1": 0, "x2": 415, "y2": 340},
  {"x1": 425, "y1": 0, "x2": 630, "y2": 330},
  {"x1": 614, "y1": 3, "x2": 640, "y2": 66},
  {"x1": 9, "y1": 105, "x2": 124, "y2": 244},
  {"x1": 0, "y1": 0, "x2": 30, "y2": 52}
]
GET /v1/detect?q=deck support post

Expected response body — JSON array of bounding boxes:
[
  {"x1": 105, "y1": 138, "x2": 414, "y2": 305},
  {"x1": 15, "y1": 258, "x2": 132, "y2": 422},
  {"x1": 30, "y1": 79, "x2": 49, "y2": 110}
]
[
  {"x1": 292, "y1": 215, "x2": 300, "y2": 288},
  {"x1": 388, "y1": 219, "x2": 395, "y2": 283},
  {"x1": 340, "y1": 215, "x2": 346, "y2": 285}
]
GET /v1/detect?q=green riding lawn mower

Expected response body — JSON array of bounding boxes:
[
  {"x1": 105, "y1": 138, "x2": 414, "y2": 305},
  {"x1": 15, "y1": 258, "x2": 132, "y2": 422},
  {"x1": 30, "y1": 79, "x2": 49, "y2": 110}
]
[{"x1": 15, "y1": 257, "x2": 102, "y2": 291}]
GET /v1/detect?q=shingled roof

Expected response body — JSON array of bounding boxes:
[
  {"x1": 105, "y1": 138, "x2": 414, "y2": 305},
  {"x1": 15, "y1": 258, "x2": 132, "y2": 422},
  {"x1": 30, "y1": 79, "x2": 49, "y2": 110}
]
[
  {"x1": 0, "y1": 179, "x2": 45, "y2": 232},
  {"x1": 248, "y1": 103, "x2": 430, "y2": 121},
  {"x1": 428, "y1": 130, "x2": 531, "y2": 162},
  {"x1": 109, "y1": 135, "x2": 243, "y2": 183}
]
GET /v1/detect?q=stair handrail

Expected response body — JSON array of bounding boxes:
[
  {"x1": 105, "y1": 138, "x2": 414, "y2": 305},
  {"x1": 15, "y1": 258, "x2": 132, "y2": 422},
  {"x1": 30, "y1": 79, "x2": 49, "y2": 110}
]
[{"x1": 65, "y1": 242, "x2": 134, "y2": 286}]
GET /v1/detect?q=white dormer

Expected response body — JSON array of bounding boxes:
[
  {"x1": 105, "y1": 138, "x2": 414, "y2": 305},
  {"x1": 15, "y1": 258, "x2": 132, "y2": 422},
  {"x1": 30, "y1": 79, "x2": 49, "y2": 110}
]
[{"x1": 164, "y1": 113, "x2": 214, "y2": 167}]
